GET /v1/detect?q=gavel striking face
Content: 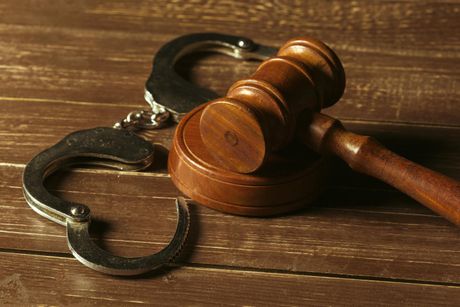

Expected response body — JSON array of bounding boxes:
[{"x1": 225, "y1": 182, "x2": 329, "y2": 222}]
[
  {"x1": 169, "y1": 37, "x2": 460, "y2": 226},
  {"x1": 200, "y1": 37, "x2": 345, "y2": 173}
]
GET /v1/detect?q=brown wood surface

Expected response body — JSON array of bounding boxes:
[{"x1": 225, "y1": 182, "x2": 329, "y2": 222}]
[
  {"x1": 303, "y1": 113, "x2": 460, "y2": 225},
  {"x1": 1, "y1": 0, "x2": 459, "y2": 305},
  {"x1": 198, "y1": 35, "x2": 346, "y2": 173},
  {"x1": 196, "y1": 36, "x2": 460, "y2": 221}
]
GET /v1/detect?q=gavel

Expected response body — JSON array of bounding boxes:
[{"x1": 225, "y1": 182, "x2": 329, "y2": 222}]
[{"x1": 169, "y1": 36, "x2": 460, "y2": 226}]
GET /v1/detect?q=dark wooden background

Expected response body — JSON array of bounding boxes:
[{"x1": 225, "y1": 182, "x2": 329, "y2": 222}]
[{"x1": 0, "y1": 0, "x2": 459, "y2": 305}]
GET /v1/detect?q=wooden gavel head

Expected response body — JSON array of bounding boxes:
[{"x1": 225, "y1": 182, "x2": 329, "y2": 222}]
[
  {"x1": 168, "y1": 37, "x2": 343, "y2": 216},
  {"x1": 170, "y1": 36, "x2": 460, "y2": 223},
  {"x1": 200, "y1": 36, "x2": 345, "y2": 173}
]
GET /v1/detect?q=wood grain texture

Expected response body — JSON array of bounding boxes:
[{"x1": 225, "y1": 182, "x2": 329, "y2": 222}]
[
  {"x1": 199, "y1": 36, "x2": 346, "y2": 173},
  {"x1": 1, "y1": 100, "x2": 459, "y2": 174},
  {"x1": 304, "y1": 113, "x2": 460, "y2": 225},
  {"x1": 1, "y1": 165, "x2": 459, "y2": 284},
  {"x1": 0, "y1": 1, "x2": 458, "y2": 124},
  {"x1": 196, "y1": 36, "x2": 460, "y2": 222},
  {"x1": 1, "y1": 252, "x2": 459, "y2": 306},
  {"x1": 170, "y1": 104, "x2": 332, "y2": 216},
  {"x1": 0, "y1": 0, "x2": 459, "y2": 304}
]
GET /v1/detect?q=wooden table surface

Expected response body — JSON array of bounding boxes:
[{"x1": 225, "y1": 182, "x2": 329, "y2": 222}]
[{"x1": 1, "y1": 1, "x2": 459, "y2": 305}]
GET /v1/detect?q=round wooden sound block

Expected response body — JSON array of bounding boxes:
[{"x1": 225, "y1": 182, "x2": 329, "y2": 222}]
[{"x1": 168, "y1": 104, "x2": 332, "y2": 216}]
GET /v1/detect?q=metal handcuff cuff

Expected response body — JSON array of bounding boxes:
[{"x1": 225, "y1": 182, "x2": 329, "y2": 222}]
[{"x1": 22, "y1": 33, "x2": 277, "y2": 275}]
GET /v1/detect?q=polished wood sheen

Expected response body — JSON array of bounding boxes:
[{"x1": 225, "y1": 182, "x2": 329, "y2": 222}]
[
  {"x1": 200, "y1": 36, "x2": 345, "y2": 172},
  {"x1": 197, "y1": 37, "x2": 460, "y2": 225},
  {"x1": 169, "y1": 104, "x2": 331, "y2": 216},
  {"x1": 2, "y1": 1, "x2": 460, "y2": 304},
  {"x1": 300, "y1": 113, "x2": 460, "y2": 226}
]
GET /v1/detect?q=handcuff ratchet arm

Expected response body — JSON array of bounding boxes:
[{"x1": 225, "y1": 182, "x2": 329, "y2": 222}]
[
  {"x1": 23, "y1": 127, "x2": 190, "y2": 275},
  {"x1": 145, "y1": 32, "x2": 278, "y2": 122}
]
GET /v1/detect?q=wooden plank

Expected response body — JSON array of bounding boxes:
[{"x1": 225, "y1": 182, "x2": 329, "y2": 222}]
[
  {"x1": 0, "y1": 252, "x2": 459, "y2": 306},
  {"x1": 0, "y1": 99, "x2": 459, "y2": 174},
  {"x1": 0, "y1": 99, "x2": 176, "y2": 165},
  {"x1": 0, "y1": 1, "x2": 458, "y2": 124},
  {"x1": 1, "y1": 165, "x2": 459, "y2": 284}
]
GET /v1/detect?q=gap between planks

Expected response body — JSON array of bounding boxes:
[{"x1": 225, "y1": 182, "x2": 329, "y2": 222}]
[
  {"x1": 0, "y1": 96, "x2": 142, "y2": 109},
  {"x1": 0, "y1": 248, "x2": 459, "y2": 288},
  {"x1": 1, "y1": 162, "x2": 457, "y2": 210},
  {"x1": 1, "y1": 96, "x2": 459, "y2": 129},
  {"x1": 2, "y1": 162, "x2": 455, "y2": 199}
]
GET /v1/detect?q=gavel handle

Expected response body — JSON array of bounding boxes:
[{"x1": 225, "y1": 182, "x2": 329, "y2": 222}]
[{"x1": 301, "y1": 112, "x2": 460, "y2": 226}]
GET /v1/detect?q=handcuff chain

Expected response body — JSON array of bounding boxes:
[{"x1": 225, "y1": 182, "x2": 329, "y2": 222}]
[{"x1": 113, "y1": 105, "x2": 170, "y2": 131}]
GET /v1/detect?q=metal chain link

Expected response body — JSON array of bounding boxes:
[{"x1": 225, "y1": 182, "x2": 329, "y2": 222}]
[{"x1": 113, "y1": 108, "x2": 170, "y2": 131}]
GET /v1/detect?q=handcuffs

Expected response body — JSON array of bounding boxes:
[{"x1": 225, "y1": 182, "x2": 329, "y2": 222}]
[{"x1": 22, "y1": 33, "x2": 277, "y2": 275}]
